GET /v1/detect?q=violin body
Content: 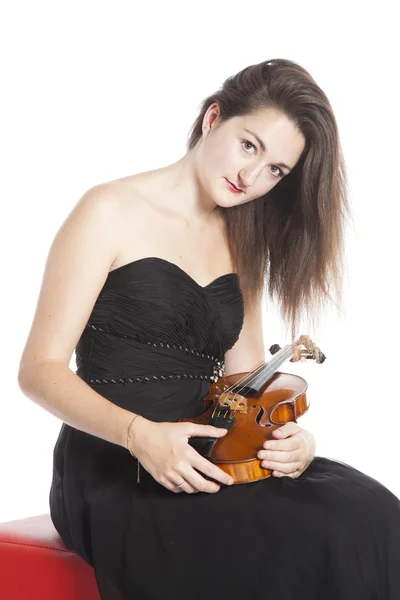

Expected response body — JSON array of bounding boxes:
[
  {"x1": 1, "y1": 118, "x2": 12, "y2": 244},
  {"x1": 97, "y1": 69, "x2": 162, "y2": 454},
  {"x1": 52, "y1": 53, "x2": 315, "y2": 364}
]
[{"x1": 179, "y1": 370, "x2": 309, "y2": 485}]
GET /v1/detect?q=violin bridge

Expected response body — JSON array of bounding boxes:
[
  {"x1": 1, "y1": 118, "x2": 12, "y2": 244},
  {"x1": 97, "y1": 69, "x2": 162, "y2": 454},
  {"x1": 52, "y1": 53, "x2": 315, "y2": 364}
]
[{"x1": 218, "y1": 392, "x2": 248, "y2": 414}]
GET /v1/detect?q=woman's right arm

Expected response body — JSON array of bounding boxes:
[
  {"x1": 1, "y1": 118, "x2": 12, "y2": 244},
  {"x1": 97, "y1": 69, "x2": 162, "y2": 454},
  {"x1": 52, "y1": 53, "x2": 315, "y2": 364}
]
[
  {"x1": 17, "y1": 184, "x2": 135, "y2": 448},
  {"x1": 17, "y1": 185, "x2": 233, "y2": 494}
]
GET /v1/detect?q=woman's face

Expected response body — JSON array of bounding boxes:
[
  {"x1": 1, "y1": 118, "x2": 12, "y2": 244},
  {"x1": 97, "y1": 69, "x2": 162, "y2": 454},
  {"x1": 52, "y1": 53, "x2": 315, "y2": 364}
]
[{"x1": 195, "y1": 103, "x2": 306, "y2": 208}]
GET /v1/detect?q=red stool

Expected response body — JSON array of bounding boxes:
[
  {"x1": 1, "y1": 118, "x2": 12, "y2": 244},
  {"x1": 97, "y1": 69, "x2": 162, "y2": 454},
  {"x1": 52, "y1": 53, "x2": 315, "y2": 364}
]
[{"x1": 0, "y1": 513, "x2": 100, "y2": 599}]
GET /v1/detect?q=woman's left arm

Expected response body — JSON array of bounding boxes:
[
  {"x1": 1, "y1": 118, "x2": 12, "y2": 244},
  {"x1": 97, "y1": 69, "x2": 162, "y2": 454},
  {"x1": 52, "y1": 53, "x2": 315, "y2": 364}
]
[{"x1": 223, "y1": 291, "x2": 316, "y2": 479}]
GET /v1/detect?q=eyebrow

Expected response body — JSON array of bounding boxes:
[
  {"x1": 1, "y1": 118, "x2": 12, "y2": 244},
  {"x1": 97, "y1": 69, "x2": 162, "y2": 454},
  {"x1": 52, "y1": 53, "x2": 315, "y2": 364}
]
[{"x1": 243, "y1": 128, "x2": 293, "y2": 172}]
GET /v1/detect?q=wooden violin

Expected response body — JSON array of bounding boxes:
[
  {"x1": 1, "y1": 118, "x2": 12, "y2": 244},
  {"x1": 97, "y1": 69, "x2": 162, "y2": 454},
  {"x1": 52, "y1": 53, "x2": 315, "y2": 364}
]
[{"x1": 178, "y1": 335, "x2": 326, "y2": 485}]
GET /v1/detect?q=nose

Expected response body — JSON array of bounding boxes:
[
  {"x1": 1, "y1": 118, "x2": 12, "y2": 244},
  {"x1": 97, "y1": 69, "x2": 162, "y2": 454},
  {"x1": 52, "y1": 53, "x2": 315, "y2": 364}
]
[{"x1": 238, "y1": 163, "x2": 265, "y2": 188}]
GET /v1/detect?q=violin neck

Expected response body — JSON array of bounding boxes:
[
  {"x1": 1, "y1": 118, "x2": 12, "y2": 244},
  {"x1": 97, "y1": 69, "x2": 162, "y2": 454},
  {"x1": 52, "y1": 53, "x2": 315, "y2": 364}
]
[{"x1": 245, "y1": 344, "x2": 294, "y2": 393}]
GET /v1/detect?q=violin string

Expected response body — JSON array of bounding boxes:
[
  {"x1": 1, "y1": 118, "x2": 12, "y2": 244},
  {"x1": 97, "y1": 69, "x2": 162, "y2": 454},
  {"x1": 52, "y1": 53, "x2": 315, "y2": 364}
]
[
  {"x1": 212, "y1": 338, "x2": 318, "y2": 423},
  {"x1": 221, "y1": 348, "x2": 288, "y2": 400},
  {"x1": 211, "y1": 358, "x2": 266, "y2": 418},
  {"x1": 234, "y1": 345, "x2": 293, "y2": 395},
  {"x1": 222, "y1": 353, "x2": 276, "y2": 395},
  {"x1": 227, "y1": 338, "x2": 317, "y2": 415},
  {"x1": 212, "y1": 345, "x2": 294, "y2": 419},
  {"x1": 228, "y1": 345, "x2": 295, "y2": 419}
]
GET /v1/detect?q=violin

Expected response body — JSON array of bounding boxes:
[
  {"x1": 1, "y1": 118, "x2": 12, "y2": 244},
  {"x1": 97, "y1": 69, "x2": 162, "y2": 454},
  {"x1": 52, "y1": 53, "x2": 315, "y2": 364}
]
[{"x1": 178, "y1": 335, "x2": 326, "y2": 485}]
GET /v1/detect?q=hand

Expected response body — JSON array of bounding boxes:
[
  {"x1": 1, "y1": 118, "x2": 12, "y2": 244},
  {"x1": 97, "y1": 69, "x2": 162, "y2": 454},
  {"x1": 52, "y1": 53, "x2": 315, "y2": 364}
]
[
  {"x1": 257, "y1": 422, "x2": 316, "y2": 479},
  {"x1": 128, "y1": 417, "x2": 234, "y2": 494}
]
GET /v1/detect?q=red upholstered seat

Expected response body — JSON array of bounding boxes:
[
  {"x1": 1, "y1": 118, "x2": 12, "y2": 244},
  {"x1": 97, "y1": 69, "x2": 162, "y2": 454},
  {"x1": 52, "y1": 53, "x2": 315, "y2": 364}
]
[{"x1": 0, "y1": 514, "x2": 100, "y2": 599}]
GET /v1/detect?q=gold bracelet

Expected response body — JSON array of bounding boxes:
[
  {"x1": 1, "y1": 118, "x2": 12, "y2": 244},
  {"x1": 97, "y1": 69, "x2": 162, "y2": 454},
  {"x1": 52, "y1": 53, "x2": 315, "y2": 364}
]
[
  {"x1": 127, "y1": 414, "x2": 142, "y2": 483},
  {"x1": 126, "y1": 413, "x2": 141, "y2": 458}
]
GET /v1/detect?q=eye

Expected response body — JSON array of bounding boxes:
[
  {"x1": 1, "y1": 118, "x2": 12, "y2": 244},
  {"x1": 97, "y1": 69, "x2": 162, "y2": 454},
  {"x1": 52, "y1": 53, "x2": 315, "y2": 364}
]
[
  {"x1": 270, "y1": 165, "x2": 284, "y2": 178},
  {"x1": 241, "y1": 140, "x2": 284, "y2": 179},
  {"x1": 241, "y1": 139, "x2": 257, "y2": 154}
]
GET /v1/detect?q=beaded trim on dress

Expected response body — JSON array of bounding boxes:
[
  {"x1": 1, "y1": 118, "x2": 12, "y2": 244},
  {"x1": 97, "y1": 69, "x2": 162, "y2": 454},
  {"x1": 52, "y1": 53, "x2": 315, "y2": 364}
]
[{"x1": 85, "y1": 323, "x2": 225, "y2": 384}]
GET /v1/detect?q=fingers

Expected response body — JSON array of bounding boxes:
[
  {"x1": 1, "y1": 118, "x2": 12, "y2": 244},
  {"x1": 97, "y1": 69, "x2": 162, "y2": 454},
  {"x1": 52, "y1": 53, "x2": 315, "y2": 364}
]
[
  {"x1": 151, "y1": 423, "x2": 232, "y2": 495},
  {"x1": 160, "y1": 452, "x2": 233, "y2": 494},
  {"x1": 257, "y1": 448, "x2": 302, "y2": 463},
  {"x1": 187, "y1": 424, "x2": 228, "y2": 439},
  {"x1": 257, "y1": 445, "x2": 302, "y2": 476},
  {"x1": 158, "y1": 472, "x2": 199, "y2": 494},
  {"x1": 171, "y1": 477, "x2": 198, "y2": 494},
  {"x1": 165, "y1": 449, "x2": 234, "y2": 494},
  {"x1": 273, "y1": 422, "x2": 302, "y2": 439},
  {"x1": 260, "y1": 459, "x2": 301, "y2": 475},
  {"x1": 164, "y1": 467, "x2": 220, "y2": 494},
  {"x1": 189, "y1": 449, "x2": 234, "y2": 490},
  {"x1": 173, "y1": 466, "x2": 222, "y2": 494},
  {"x1": 265, "y1": 428, "x2": 310, "y2": 452},
  {"x1": 262, "y1": 437, "x2": 300, "y2": 451}
]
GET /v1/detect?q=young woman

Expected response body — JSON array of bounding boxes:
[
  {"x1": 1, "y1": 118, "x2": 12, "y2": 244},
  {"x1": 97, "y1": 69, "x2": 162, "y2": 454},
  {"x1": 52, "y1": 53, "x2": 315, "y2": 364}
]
[{"x1": 18, "y1": 58, "x2": 400, "y2": 599}]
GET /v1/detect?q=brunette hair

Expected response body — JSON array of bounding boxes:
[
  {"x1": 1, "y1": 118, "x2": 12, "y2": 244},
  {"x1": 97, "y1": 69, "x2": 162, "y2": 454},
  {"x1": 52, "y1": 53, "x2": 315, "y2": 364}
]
[{"x1": 186, "y1": 58, "x2": 350, "y2": 340}]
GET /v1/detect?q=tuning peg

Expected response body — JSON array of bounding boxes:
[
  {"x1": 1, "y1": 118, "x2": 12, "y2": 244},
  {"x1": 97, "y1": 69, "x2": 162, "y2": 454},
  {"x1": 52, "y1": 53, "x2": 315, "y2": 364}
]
[{"x1": 269, "y1": 344, "x2": 281, "y2": 355}]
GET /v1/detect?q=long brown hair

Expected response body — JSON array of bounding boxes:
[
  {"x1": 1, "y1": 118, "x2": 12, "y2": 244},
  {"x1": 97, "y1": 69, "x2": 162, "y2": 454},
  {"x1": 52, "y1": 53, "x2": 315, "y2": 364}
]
[{"x1": 186, "y1": 58, "x2": 350, "y2": 340}]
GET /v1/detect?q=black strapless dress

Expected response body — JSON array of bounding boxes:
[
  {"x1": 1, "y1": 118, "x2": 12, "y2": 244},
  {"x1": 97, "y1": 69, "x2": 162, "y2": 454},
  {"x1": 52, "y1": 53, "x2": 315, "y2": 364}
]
[{"x1": 49, "y1": 257, "x2": 400, "y2": 600}]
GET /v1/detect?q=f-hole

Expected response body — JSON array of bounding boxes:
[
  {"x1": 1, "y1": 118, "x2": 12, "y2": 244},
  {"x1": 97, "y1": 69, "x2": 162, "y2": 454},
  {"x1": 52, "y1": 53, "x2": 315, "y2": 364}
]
[{"x1": 253, "y1": 405, "x2": 272, "y2": 428}]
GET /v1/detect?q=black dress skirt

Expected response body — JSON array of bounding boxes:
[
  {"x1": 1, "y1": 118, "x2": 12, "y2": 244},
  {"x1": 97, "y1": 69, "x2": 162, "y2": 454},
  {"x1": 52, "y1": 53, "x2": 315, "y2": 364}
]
[{"x1": 49, "y1": 257, "x2": 400, "y2": 599}]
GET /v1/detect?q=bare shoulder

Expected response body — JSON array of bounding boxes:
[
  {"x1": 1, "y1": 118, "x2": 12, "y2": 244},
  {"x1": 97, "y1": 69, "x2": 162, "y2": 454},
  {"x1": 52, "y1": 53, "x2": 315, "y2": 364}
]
[
  {"x1": 17, "y1": 179, "x2": 143, "y2": 375},
  {"x1": 110, "y1": 169, "x2": 163, "y2": 210},
  {"x1": 81, "y1": 173, "x2": 160, "y2": 262},
  {"x1": 89, "y1": 175, "x2": 152, "y2": 229},
  {"x1": 103, "y1": 170, "x2": 175, "y2": 269}
]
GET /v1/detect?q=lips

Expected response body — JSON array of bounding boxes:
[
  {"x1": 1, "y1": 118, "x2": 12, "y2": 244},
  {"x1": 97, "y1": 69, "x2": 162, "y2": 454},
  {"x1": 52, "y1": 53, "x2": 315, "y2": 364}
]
[{"x1": 225, "y1": 178, "x2": 243, "y2": 193}]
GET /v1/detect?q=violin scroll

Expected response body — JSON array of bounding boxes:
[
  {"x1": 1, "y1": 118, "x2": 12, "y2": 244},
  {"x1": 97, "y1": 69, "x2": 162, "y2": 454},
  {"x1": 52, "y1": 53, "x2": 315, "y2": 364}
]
[{"x1": 269, "y1": 334, "x2": 326, "y2": 364}]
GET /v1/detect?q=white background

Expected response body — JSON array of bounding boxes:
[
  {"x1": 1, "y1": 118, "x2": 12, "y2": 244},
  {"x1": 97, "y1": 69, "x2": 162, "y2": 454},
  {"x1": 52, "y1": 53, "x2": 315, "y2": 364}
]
[{"x1": 1, "y1": 1, "x2": 399, "y2": 523}]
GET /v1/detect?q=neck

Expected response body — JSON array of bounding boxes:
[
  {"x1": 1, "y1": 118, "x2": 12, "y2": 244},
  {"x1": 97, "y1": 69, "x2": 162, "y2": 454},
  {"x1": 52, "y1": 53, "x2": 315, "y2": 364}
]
[{"x1": 157, "y1": 150, "x2": 219, "y2": 223}]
